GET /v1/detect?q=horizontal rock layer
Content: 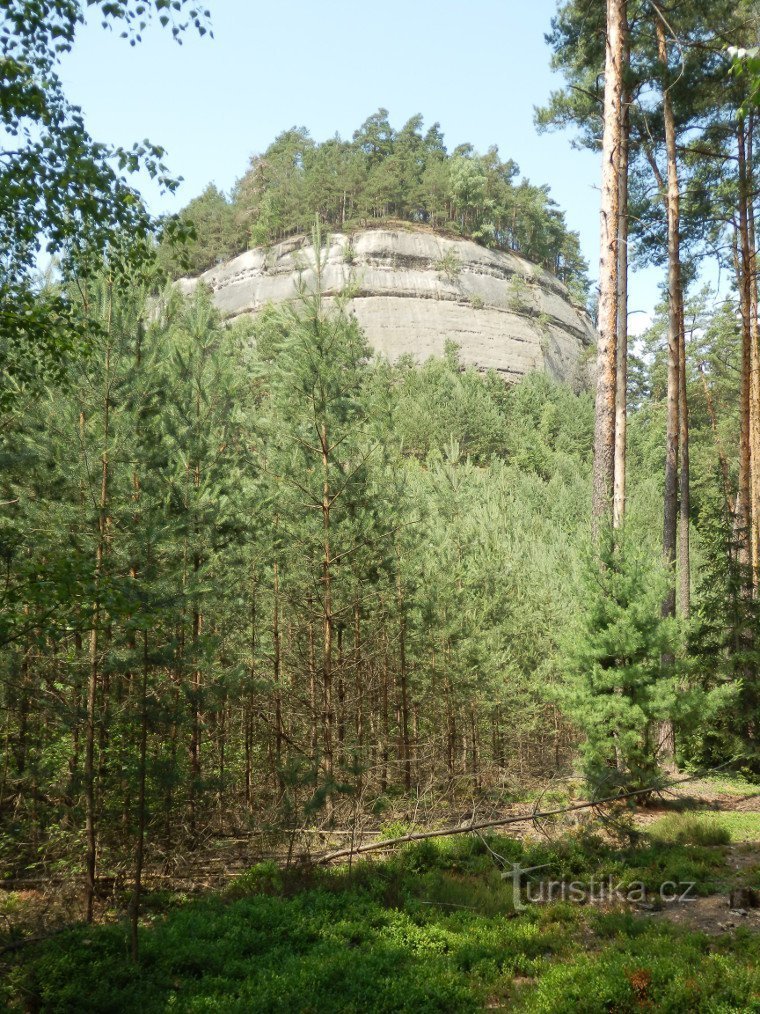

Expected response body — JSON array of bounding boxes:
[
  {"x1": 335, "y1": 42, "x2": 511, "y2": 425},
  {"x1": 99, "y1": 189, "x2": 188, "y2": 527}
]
[{"x1": 179, "y1": 229, "x2": 596, "y2": 384}]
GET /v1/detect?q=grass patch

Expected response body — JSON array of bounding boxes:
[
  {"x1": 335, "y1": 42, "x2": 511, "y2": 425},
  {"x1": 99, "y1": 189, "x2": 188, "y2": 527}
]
[
  {"x1": 697, "y1": 771, "x2": 760, "y2": 796},
  {"x1": 706, "y1": 810, "x2": 760, "y2": 841},
  {"x1": 650, "y1": 809, "x2": 760, "y2": 844},
  {"x1": 649, "y1": 812, "x2": 733, "y2": 846}
]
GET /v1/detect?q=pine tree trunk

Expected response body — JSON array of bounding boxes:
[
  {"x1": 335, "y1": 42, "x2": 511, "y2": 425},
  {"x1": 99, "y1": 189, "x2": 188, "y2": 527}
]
[
  {"x1": 272, "y1": 561, "x2": 283, "y2": 797},
  {"x1": 130, "y1": 630, "x2": 149, "y2": 962},
  {"x1": 613, "y1": 41, "x2": 630, "y2": 531},
  {"x1": 354, "y1": 598, "x2": 363, "y2": 749},
  {"x1": 396, "y1": 568, "x2": 411, "y2": 793},
  {"x1": 84, "y1": 305, "x2": 112, "y2": 924},
  {"x1": 337, "y1": 625, "x2": 345, "y2": 758},
  {"x1": 747, "y1": 115, "x2": 760, "y2": 589},
  {"x1": 380, "y1": 649, "x2": 389, "y2": 794},
  {"x1": 678, "y1": 290, "x2": 690, "y2": 618},
  {"x1": 592, "y1": 0, "x2": 625, "y2": 528},
  {"x1": 187, "y1": 440, "x2": 204, "y2": 838},
  {"x1": 446, "y1": 687, "x2": 456, "y2": 783},
  {"x1": 308, "y1": 597, "x2": 318, "y2": 759},
  {"x1": 469, "y1": 707, "x2": 480, "y2": 790},
  {"x1": 189, "y1": 546, "x2": 202, "y2": 837},
  {"x1": 639, "y1": 12, "x2": 685, "y2": 767},
  {"x1": 245, "y1": 588, "x2": 256, "y2": 810},
  {"x1": 354, "y1": 596, "x2": 364, "y2": 792},
  {"x1": 657, "y1": 15, "x2": 681, "y2": 629},
  {"x1": 737, "y1": 128, "x2": 753, "y2": 580},
  {"x1": 320, "y1": 422, "x2": 334, "y2": 819}
]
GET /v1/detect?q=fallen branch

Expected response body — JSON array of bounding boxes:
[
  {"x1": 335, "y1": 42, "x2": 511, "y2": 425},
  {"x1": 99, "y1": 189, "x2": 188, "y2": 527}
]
[{"x1": 314, "y1": 763, "x2": 737, "y2": 865}]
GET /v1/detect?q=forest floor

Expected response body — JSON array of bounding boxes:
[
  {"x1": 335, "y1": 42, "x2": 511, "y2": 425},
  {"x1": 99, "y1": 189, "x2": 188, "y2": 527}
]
[
  {"x1": 2, "y1": 773, "x2": 759, "y2": 1011},
  {"x1": 625, "y1": 775, "x2": 760, "y2": 936}
]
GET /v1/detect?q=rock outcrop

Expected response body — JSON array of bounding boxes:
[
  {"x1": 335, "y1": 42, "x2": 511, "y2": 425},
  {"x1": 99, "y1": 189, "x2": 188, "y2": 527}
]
[{"x1": 179, "y1": 228, "x2": 595, "y2": 384}]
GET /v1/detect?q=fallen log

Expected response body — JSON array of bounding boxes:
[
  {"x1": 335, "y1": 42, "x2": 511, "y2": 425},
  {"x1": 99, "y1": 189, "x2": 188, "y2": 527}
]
[{"x1": 314, "y1": 763, "x2": 740, "y2": 865}]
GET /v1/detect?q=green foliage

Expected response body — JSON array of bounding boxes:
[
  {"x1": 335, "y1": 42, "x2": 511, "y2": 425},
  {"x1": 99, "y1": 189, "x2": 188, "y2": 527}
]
[
  {"x1": 159, "y1": 111, "x2": 589, "y2": 296},
  {"x1": 626, "y1": 291, "x2": 759, "y2": 774},
  {"x1": 0, "y1": 259, "x2": 611, "y2": 860},
  {"x1": 157, "y1": 184, "x2": 246, "y2": 277},
  {"x1": 434, "y1": 248, "x2": 462, "y2": 282},
  {"x1": 0, "y1": 228, "x2": 753, "y2": 932},
  {"x1": 508, "y1": 274, "x2": 532, "y2": 313},
  {"x1": 684, "y1": 490, "x2": 759, "y2": 771},
  {"x1": 729, "y1": 45, "x2": 760, "y2": 116},
  {"x1": 524, "y1": 924, "x2": 760, "y2": 1014},
  {"x1": 559, "y1": 530, "x2": 683, "y2": 791},
  {"x1": 224, "y1": 860, "x2": 283, "y2": 900},
  {"x1": 4, "y1": 833, "x2": 758, "y2": 1012},
  {"x1": 539, "y1": 0, "x2": 746, "y2": 283},
  {"x1": 0, "y1": 1, "x2": 209, "y2": 397}
]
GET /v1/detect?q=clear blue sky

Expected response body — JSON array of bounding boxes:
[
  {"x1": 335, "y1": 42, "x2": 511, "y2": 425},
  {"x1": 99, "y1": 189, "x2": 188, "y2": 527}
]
[{"x1": 62, "y1": 0, "x2": 663, "y2": 326}]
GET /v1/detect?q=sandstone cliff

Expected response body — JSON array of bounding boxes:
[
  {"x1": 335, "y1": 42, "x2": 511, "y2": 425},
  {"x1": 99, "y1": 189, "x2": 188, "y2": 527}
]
[{"x1": 179, "y1": 228, "x2": 595, "y2": 384}]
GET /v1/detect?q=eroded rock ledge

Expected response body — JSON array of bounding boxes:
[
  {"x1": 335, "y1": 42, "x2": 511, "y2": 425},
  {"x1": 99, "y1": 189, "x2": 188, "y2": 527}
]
[{"x1": 179, "y1": 228, "x2": 596, "y2": 384}]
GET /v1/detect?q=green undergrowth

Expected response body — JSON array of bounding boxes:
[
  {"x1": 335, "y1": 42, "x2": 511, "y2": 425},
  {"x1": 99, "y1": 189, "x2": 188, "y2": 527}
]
[
  {"x1": 650, "y1": 809, "x2": 760, "y2": 845},
  {"x1": 3, "y1": 831, "x2": 758, "y2": 1012},
  {"x1": 693, "y1": 772, "x2": 760, "y2": 797},
  {"x1": 522, "y1": 921, "x2": 760, "y2": 1013}
]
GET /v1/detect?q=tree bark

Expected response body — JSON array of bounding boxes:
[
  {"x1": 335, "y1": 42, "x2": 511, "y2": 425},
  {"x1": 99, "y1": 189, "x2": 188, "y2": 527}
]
[
  {"x1": 737, "y1": 127, "x2": 753, "y2": 579},
  {"x1": 613, "y1": 68, "x2": 629, "y2": 531},
  {"x1": 747, "y1": 114, "x2": 760, "y2": 589},
  {"x1": 396, "y1": 566, "x2": 411, "y2": 793},
  {"x1": 272, "y1": 561, "x2": 283, "y2": 797},
  {"x1": 84, "y1": 293, "x2": 112, "y2": 924},
  {"x1": 320, "y1": 422, "x2": 334, "y2": 819},
  {"x1": 592, "y1": 0, "x2": 626, "y2": 530},
  {"x1": 245, "y1": 585, "x2": 256, "y2": 810},
  {"x1": 678, "y1": 290, "x2": 690, "y2": 618},
  {"x1": 657, "y1": 15, "x2": 681, "y2": 626},
  {"x1": 130, "y1": 629, "x2": 149, "y2": 962}
]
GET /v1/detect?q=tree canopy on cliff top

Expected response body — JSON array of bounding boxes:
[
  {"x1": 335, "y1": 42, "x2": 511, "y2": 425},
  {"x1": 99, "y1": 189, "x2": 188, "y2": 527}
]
[{"x1": 159, "y1": 109, "x2": 589, "y2": 301}]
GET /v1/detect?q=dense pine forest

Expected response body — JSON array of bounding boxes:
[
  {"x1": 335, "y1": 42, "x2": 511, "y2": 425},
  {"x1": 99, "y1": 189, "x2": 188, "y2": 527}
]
[{"x1": 2, "y1": 1, "x2": 760, "y2": 1011}]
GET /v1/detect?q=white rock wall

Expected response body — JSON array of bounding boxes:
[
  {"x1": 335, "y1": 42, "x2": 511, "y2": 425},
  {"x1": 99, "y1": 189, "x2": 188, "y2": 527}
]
[{"x1": 178, "y1": 228, "x2": 596, "y2": 384}]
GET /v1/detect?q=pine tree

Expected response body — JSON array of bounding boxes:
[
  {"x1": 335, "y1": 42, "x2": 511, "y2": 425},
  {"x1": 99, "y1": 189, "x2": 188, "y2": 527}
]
[{"x1": 560, "y1": 529, "x2": 681, "y2": 791}]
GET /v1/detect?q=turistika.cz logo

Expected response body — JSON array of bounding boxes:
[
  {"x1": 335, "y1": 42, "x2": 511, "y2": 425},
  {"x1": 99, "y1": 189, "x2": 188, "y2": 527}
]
[{"x1": 502, "y1": 861, "x2": 695, "y2": 911}]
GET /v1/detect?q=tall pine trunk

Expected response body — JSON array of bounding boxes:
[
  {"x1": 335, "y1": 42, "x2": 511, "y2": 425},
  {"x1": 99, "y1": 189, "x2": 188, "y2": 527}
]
[
  {"x1": 592, "y1": 0, "x2": 626, "y2": 528},
  {"x1": 272, "y1": 561, "x2": 283, "y2": 797},
  {"x1": 657, "y1": 15, "x2": 682, "y2": 628},
  {"x1": 320, "y1": 422, "x2": 334, "y2": 819},
  {"x1": 613, "y1": 68, "x2": 629, "y2": 531},
  {"x1": 396, "y1": 563, "x2": 411, "y2": 793},
  {"x1": 678, "y1": 292, "x2": 690, "y2": 618},
  {"x1": 130, "y1": 629, "x2": 149, "y2": 961},
  {"x1": 747, "y1": 114, "x2": 760, "y2": 589},
  {"x1": 85, "y1": 294, "x2": 112, "y2": 923},
  {"x1": 737, "y1": 126, "x2": 753, "y2": 580}
]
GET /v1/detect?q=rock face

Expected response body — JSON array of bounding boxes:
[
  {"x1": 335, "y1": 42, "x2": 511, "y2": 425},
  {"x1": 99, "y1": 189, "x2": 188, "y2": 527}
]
[{"x1": 179, "y1": 228, "x2": 595, "y2": 384}]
